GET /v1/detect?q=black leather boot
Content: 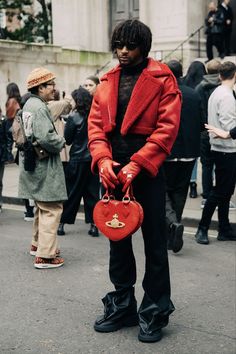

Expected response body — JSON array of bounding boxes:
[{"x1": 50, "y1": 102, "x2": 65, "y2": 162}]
[
  {"x1": 195, "y1": 226, "x2": 209, "y2": 244},
  {"x1": 168, "y1": 223, "x2": 184, "y2": 253},
  {"x1": 189, "y1": 182, "x2": 198, "y2": 198},
  {"x1": 94, "y1": 288, "x2": 138, "y2": 332},
  {"x1": 57, "y1": 223, "x2": 65, "y2": 236},
  {"x1": 88, "y1": 223, "x2": 99, "y2": 237},
  {"x1": 138, "y1": 293, "x2": 175, "y2": 343},
  {"x1": 217, "y1": 227, "x2": 236, "y2": 241}
]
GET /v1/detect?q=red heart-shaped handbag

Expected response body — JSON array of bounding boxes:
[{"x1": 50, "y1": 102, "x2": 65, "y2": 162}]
[{"x1": 93, "y1": 186, "x2": 144, "y2": 241}]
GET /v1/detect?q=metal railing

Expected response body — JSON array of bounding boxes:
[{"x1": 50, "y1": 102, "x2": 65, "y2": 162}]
[{"x1": 159, "y1": 25, "x2": 205, "y2": 64}]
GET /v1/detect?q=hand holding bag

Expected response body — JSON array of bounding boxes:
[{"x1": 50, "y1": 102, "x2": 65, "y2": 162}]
[{"x1": 93, "y1": 186, "x2": 144, "y2": 241}]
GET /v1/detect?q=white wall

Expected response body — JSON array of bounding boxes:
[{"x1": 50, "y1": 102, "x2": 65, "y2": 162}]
[
  {"x1": 0, "y1": 40, "x2": 111, "y2": 112},
  {"x1": 140, "y1": 0, "x2": 188, "y2": 51},
  {"x1": 52, "y1": 0, "x2": 109, "y2": 52}
]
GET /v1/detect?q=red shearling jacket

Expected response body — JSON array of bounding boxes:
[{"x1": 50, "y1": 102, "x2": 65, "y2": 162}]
[{"x1": 88, "y1": 58, "x2": 182, "y2": 177}]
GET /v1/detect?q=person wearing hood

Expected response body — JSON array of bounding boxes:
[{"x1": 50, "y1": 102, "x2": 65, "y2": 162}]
[
  {"x1": 164, "y1": 60, "x2": 201, "y2": 254},
  {"x1": 195, "y1": 59, "x2": 221, "y2": 209}
]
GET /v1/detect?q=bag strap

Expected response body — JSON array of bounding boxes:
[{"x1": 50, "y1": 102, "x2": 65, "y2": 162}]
[
  {"x1": 15, "y1": 109, "x2": 27, "y2": 143},
  {"x1": 103, "y1": 185, "x2": 135, "y2": 202}
]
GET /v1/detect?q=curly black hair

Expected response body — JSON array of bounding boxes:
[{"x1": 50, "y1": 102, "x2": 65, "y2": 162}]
[
  {"x1": 71, "y1": 86, "x2": 93, "y2": 117},
  {"x1": 111, "y1": 19, "x2": 152, "y2": 58}
]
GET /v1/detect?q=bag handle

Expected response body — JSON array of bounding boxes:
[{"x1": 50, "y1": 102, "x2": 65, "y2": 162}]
[{"x1": 102, "y1": 185, "x2": 135, "y2": 204}]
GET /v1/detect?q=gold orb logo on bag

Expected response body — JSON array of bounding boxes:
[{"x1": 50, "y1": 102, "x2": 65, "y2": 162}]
[{"x1": 105, "y1": 214, "x2": 125, "y2": 228}]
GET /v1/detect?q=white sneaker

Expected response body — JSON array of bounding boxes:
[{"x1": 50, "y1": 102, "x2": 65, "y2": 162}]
[
  {"x1": 24, "y1": 212, "x2": 34, "y2": 221},
  {"x1": 229, "y1": 201, "x2": 236, "y2": 211},
  {"x1": 201, "y1": 199, "x2": 206, "y2": 209},
  {"x1": 201, "y1": 199, "x2": 236, "y2": 211},
  {"x1": 34, "y1": 257, "x2": 64, "y2": 269}
]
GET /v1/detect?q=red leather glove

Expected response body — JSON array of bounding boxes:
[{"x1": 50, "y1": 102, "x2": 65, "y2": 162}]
[
  {"x1": 117, "y1": 161, "x2": 141, "y2": 192},
  {"x1": 97, "y1": 158, "x2": 120, "y2": 189}
]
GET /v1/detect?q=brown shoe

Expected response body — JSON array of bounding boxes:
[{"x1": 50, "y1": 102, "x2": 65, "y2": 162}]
[
  {"x1": 30, "y1": 245, "x2": 60, "y2": 257},
  {"x1": 34, "y1": 256, "x2": 64, "y2": 269}
]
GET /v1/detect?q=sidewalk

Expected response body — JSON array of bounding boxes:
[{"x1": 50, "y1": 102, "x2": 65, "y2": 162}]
[{"x1": 2, "y1": 162, "x2": 236, "y2": 228}]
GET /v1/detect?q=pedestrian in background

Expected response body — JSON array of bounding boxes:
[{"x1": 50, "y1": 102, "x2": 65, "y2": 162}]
[
  {"x1": 195, "y1": 61, "x2": 236, "y2": 244},
  {"x1": 57, "y1": 87, "x2": 100, "y2": 237},
  {"x1": 164, "y1": 60, "x2": 201, "y2": 253},
  {"x1": 205, "y1": 1, "x2": 225, "y2": 61},
  {"x1": 183, "y1": 60, "x2": 207, "y2": 199},
  {"x1": 219, "y1": 0, "x2": 234, "y2": 56},
  {"x1": 88, "y1": 19, "x2": 181, "y2": 343},
  {"x1": 83, "y1": 75, "x2": 100, "y2": 96},
  {"x1": 5, "y1": 82, "x2": 21, "y2": 162},
  {"x1": 18, "y1": 67, "x2": 67, "y2": 269},
  {"x1": 83, "y1": 74, "x2": 101, "y2": 230},
  {"x1": 0, "y1": 107, "x2": 7, "y2": 213},
  {"x1": 195, "y1": 59, "x2": 221, "y2": 208}
]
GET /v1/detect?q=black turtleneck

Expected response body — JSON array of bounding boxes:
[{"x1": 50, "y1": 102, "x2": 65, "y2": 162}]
[{"x1": 110, "y1": 58, "x2": 148, "y2": 163}]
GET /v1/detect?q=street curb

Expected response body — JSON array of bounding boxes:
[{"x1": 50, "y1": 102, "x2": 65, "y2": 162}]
[{"x1": 4, "y1": 195, "x2": 235, "y2": 230}]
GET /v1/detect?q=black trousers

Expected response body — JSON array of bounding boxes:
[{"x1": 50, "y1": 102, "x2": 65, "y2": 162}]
[
  {"x1": 200, "y1": 132, "x2": 215, "y2": 199},
  {"x1": 199, "y1": 151, "x2": 236, "y2": 231},
  {"x1": 109, "y1": 169, "x2": 173, "y2": 311},
  {"x1": 206, "y1": 33, "x2": 224, "y2": 60},
  {"x1": 60, "y1": 160, "x2": 100, "y2": 224},
  {"x1": 163, "y1": 160, "x2": 195, "y2": 226},
  {"x1": 223, "y1": 30, "x2": 232, "y2": 55}
]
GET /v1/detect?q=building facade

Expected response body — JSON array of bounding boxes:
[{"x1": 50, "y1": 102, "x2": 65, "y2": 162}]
[
  {"x1": 0, "y1": 0, "x2": 236, "y2": 109},
  {"x1": 52, "y1": 0, "x2": 236, "y2": 60}
]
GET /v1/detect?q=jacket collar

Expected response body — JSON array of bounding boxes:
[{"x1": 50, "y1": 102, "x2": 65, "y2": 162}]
[
  {"x1": 101, "y1": 58, "x2": 172, "y2": 135},
  {"x1": 101, "y1": 58, "x2": 171, "y2": 81}
]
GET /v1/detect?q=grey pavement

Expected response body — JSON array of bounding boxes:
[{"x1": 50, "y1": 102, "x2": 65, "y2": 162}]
[
  {"x1": 0, "y1": 163, "x2": 236, "y2": 353},
  {"x1": 2, "y1": 162, "x2": 236, "y2": 227},
  {"x1": 0, "y1": 207, "x2": 235, "y2": 354}
]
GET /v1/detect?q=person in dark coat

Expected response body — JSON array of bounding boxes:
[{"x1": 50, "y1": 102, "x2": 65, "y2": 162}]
[
  {"x1": 57, "y1": 87, "x2": 100, "y2": 237},
  {"x1": 195, "y1": 59, "x2": 221, "y2": 208},
  {"x1": 5, "y1": 82, "x2": 21, "y2": 162},
  {"x1": 182, "y1": 60, "x2": 207, "y2": 198},
  {"x1": 205, "y1": 1, "x2": 225, "y2": 61},
  {"x1": 219, "y1": 0, "x2": 234, "y2": 55},
  {"x1": 164, "y1": 60, "x2": 202, "y2": 253}
]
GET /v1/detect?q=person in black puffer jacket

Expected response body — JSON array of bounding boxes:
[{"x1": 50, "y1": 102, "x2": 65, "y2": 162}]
[{"x1": 57, "y1": 87, "x2": 100, "y2": 237}]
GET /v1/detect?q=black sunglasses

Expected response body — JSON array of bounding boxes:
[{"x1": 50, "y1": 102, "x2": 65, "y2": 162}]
[{"x1": 114, "y1": 40, "x2": 139, "y2": 50}]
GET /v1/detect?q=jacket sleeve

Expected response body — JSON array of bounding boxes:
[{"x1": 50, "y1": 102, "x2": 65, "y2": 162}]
[
  {"x1": 33, "y1": 107, "x2": 65, "y2": 154},
  {"x1": 131, "y1": 75, "x2": 182, "y2": 176},
  {"x1": 64, "y1": 114, "x2": 76, "y2": 145},
  {"x1": 230, "y1": 126, "x2": 236, "y2": 140},
  {"x1": 88, "y1": 95, "x2": 113, "y2": 172},
  {"x1": 218, "y1": 94, "x2": 236, "y2": 131}
]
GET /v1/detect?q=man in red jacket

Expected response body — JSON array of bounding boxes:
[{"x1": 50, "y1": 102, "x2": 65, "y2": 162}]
[{"x1": 88, "y1": 19, "x2": 181, "y2": 343}]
